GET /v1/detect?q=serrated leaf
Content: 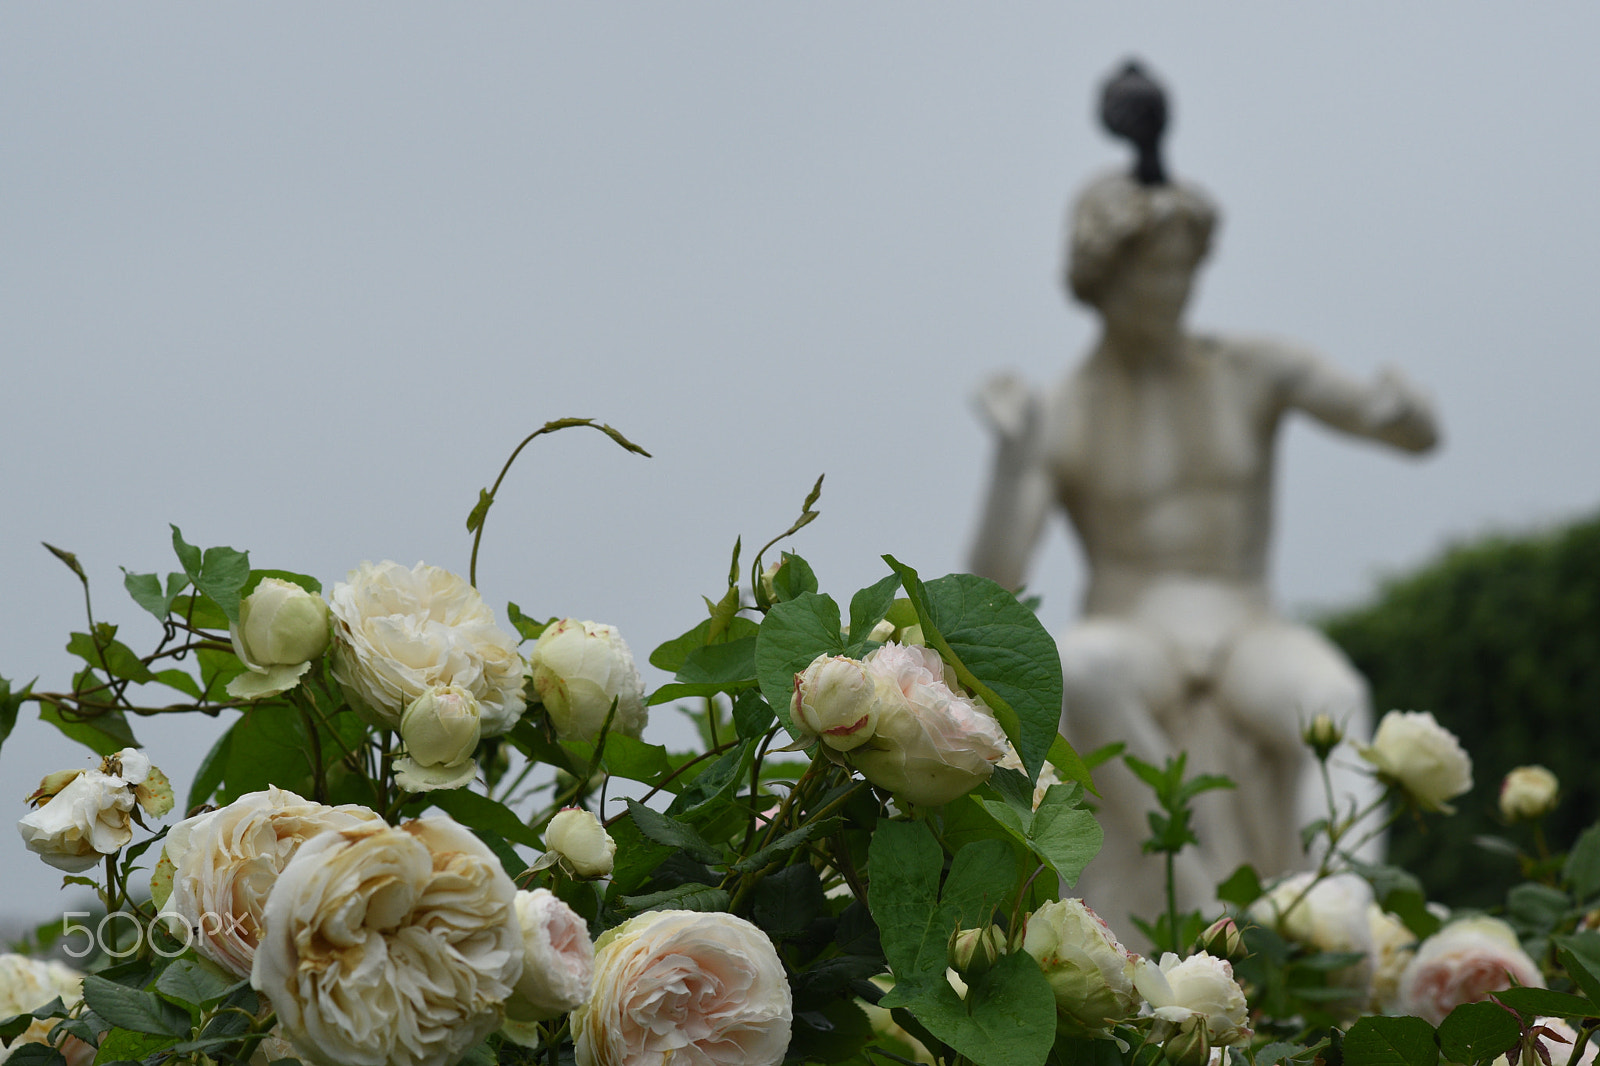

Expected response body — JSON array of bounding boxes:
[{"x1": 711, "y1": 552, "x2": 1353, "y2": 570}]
[
  {"x1": 123, "y1": 570, "x2": 175, "y2": 620},
  {"x1": 626, "y1": 799, "x2": 723, "y2": 865},
  {"x1": 156, "y1": 958, "x2": 244, "y2": 1008},
  {"x1": 1343, "y1": 1015, "x2": 1439, "y2": 1066},
  {"x1": 66, "y1": 631, "x2": 154, "y2": 684},
  {"x1": 428, "y1": 789, "x2": 543, "y2": 849},
  {"x1": 0, "y1": 677, "x2": 30, "y2": 751},
  {"x1": 170, "y1": 526, "x2": 250, "y2": 625},
  {"x1": 648, "y1": 616, "x2": 760, "y2": 673},
  {"x1": 81, "y1": 975, "x2": 190, "y2": 1036},
  {"x1": 1494, "y1": 986, "x2": 1596, "y2": 1018},
  {"x1": 619, "y1": 884, "x2": 731, "y2": 913},
  {"x1": 733, "y1": 816, "x2": 844, "y2": 873},
  {"x1": 1437, "y1": 1000, "x2": 1520, "y2": 1065},
  {"x1": 732, "y1": 689, "x2": 776, "y2": 740}
]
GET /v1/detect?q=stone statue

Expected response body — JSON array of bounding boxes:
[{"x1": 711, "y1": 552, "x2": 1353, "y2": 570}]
[{"x1": 968, "y1": 62, "x2": 1440, "y2": 936}]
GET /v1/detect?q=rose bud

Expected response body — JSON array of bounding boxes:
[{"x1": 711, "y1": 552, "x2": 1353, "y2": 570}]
[
  {"x1": 1303, "y1": 713, "x2": 1344, "y2": 761},
  {"x1": 1195, "y1": 916, "x2": 1246, "y2": 961},
  {"x1": 1021, "y1": 898, "x2": 1141, "y2": 1035},
  {"x1": 529, "y1": 619, "x2": 647, "y2": 742},
  {"x1": 393, "y1": 686, "x2": 481, "y2": 792},
  {"x1": 545, "y1": 807, "x2": 616, "y2": 878},
  {"x1": 792, "y1": 655, "x2": 878, "y2": 752},
  {"x1": 949, "y1": 924, "x2": 1006, "y2": 978},
  {"x1": 1500, "y1": 765, "x2": 1559, "y2": 823},
  {"x1": 227, "y1": 578, "x2": 331, "y2": 700},
  {"x1": 1162, "y1": 1017, "x2": 1212, "y2": 1066}
]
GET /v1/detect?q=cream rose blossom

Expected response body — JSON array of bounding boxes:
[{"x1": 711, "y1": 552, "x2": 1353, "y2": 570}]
[
  {"x1": 227, "y1": 577, "x2": 332, "y2": 700},
  {"x1": 1133, "y1": 952, "x2": 1252, "y2": 1047},
  {"x1": 1500, "y1": 765, "x2": 1559, "y2": 822},
  {"x1": 0, "y1": 953, "x2": 89, "y2": 1065},
  {"x1": 1021, "y1": 898, "x2": 1141, "y2": 1033},
  {"x1": 329, "y1": 560, "x2": 528, "y2": 736},
  {"x1": 1397, "y1": 915, "x2": 1543, "y2": 1025},
  {"x1": 249, "y1": 815, "x2": 523, "y2": 1066},
  {"x1": 1359, "y1": 710, "x2": 1472, "y2": 813},
  {"x1": 159, "y1": 786, "x2": 384, "y2": 978},
  {"x1": 573, "y1": 909, "x2": 792, "y2": 1066},
  {"x1": 545, "y1": 807, "x2": 616, "y2": 879},
  {"x1": 1249, "y1": 871, "x2": 1375, "y2": 1007},
  {"x1": 1366, "y1": 904, "x2": 1417, "y2": 1014},
  {"x1": 528, "y1": 619, "x2": 648, "y2": 742}
]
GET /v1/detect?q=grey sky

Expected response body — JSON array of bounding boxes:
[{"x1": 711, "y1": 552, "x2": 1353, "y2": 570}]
[{"x1": 4, "y1": 6, "x2": 1598, "y2": 923}]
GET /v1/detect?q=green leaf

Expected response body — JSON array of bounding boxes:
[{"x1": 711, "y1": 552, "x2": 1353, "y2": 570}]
[
  {"x1": 754, "y1": 592, "x2": 845, "y2": 737},
  {"x1": 1566, "y1": 824, "x2": 1600, "y2": 899},
  {"x1": 1508, "y1": 883, "x2": 1571, "y2": 934},
  {"x1": 123, "y1": 570, "x2": 187, "y2": 620},
  {"x1": 881, "y1": 558, "x2": 1075, "y2": 787},
  {"x1": 155, "y1": 958, "x2": 244, "y2": 1008},
  {"x1": 732, "y1": 689, "x2": 776, "y2": 740},
  {"x1": 505, "y1": 602, "x2": 552, "y2": 643},
  {"x1": 1217, "y1": 864, "x2": 1265, "y2": 908},
  {"x1": 81, "y1": 975, "x2": 190, "y2": 1036},
  {"x1": 1026, "y1": 787, "x2": 1103, "y2": 886},
  {"x1": 171, "y1": 593, "x2": 231, "y2": 632},
  {"x1": 848, "y1": 573, "x2": 902, "y2": 646},
  {"x1": 428, "y1": 789, "x2": 543, "y2": 849},
  {"x1": 152, "y1": 669, "x2": 203, "y2": 699},
  {"x1": 1493, "y1": 986, "x2": 1596, "y2": 1018},
  {"x1": 649, "y1": 616, "x2": 760, "y2": 673},
  {"x1": 1557, "y1": 942, "x2": 1600, "y2": 1005},
  {"x1": 465, "y1": 487, "x2": 493, "y2": 533},
  {"x1": 1343, "y1": 1015, "x2": 1439, "y2": 1066},
  {"x1": 39, "y1": 702, "x2": 137, "y2": 756},
  {"x1": 786, "y1": 996, "x2": 872, "y2": 1065},
  {"x1": 42, "y1": 541, "x2": 86, "y2": 582},
  {"x1": 1436, "y1": 1000, "x2": 1520, "y2": 1065},
  {"x1": 752, "y1": 862, "x2": 828, "y2": 939},
  {"x1": 772, "y1": 552, "x2": 819, "y2": 601},
  {"x1": 733, "y1": 816, "x2": 844, "y2": 873},
  {"x1": 600, "y1": 735, "x2": 673, "y2": 784},
  {"x1": 170, "y1": 526, "x2": 250, "y2": 625},
  {"x1": 88, "y1": 1027, "x2": 180, "y2": 1062},
  {"x1": 648, "y1": 636, "x2": 761, "y2": 704},
  {"x1": 188, "y1": 726, "x2": 232, "y2": 810},
  {"x1": 0, "y1": 677, "x2": 29, "y2": 751},
  {"x1": 619, "y1": 883, "x2": 732, "y2": 913},
  {"x1": 626, "y1": 799, "x2": 724, "y2": 865},
  {"x1": 67, "y1": 631, "x2": 155, "y2": 684}
]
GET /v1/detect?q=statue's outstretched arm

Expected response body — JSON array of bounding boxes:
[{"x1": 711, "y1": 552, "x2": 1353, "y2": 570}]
[
  {"x1": 1265, "y1": 341, "x2": 1441, "y2": 453},
  {"x1": 967, "y1": 372, "x2": 1052, "y2": 591}
]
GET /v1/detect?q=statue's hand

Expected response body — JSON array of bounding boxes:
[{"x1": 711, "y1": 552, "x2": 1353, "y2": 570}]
[
  {"x1": 972, "y1": 372, "x2": 1040, "y2": 446},
  {"x1": 1369, "y1": 366, "x2": 1440, "y2": 450}
]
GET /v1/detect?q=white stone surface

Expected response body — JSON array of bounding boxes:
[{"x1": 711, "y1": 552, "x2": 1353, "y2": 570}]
[{"x1": 969, "y1": 171, "x2": 1439, "y2": 940}]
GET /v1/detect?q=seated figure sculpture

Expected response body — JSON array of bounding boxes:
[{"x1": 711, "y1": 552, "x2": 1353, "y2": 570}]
[{"x1": 968, "y1": 63, "x2": 1439, "y2": 937}]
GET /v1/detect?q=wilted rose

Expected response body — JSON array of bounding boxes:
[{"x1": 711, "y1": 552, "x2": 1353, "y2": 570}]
[
  {"x1": 791, "y1": 655, "x2": 878, "y2": 752},
  {"x1": 545, "y1": 807, "x2": 616, "y2": 879},
  {"x1": 1133, "y1": 952, "x2": 1251, "y2": 1047},
  {"x1": 328, "y1": 560, "x2": 528, "y2": 736},
  {"x1": 503, "y1": 889, "x2": 594, "y2": 1030},
  {"x1": 1397, "y1": 915, "x2": 1543, "y2": 1025},
  {"x1": 227, "y1": 578, "x2": 331, "y2": 700},
  {"x1": 573, "y1": 909, "x2": 791, "y2": 1066},
  {"x1": 17, "y1": 748, "x2": 168, "y2": 873},
  {"x1": 1359, "y1": 710, "x2": 1472, "y2": 813},
  {"x1": 529, "y1": 619, "x2": 647, "y2": 742},
  {"x1": 250, "y1": 816, "x2": 523, "y2": 1066},
  {"x1": 159, "y1": 786, "x2": 383, "y2": 978},
  {"x1": 846, "y1": 642, "x2": 1008, "y2": 807},
  {"x1": 393, "y1": 684, "x2": 481, "y2": 792},
  {"x1": 1022, "y1": 898, "x2": 1141, "y2": 1034},
  {"x1": 1500, "y1": 765, "x2": 1559, "y2": 822},
  {"x1": 0, "y1": 953, "x2": 90, "y2": 1066}
]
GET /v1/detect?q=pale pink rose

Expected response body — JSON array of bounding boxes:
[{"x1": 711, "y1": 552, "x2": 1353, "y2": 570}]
[
  {"x1": 848, "y1": 643, "x2": 1008, "y2": 806},
  {"x1": 506, "y1": 889, "x2": 595, "y2": 1024},
  {"x1": 573, "y1": 909, "x2": 791, "y2": 1066},
  {"x1": 1397, "y1": 916, "x2": 1543, "y2": 1025},
  {"x1": 1022, "y1": 898, "x2": 1141, "y2": 1033},
  {"x1": 1249, "y1": 872, "x2": 1375, "y2": 1009},
  {"x1": 250, "y1": 816, "x2": 523, "y2": 1066},
  {"x1": 159, "y1": 786, "x2": 384, "y2": 978}
]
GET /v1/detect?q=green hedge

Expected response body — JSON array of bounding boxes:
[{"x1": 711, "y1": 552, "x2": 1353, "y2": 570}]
[{"x1": 1319, "y1": 510, "x2": 1600, "y2": 908}]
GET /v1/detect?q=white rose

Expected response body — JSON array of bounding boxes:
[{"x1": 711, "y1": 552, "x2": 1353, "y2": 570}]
[
  {"x1": 847, "y1": 643, "x2": 1008, "y2": 806},
  {"x1": 1249, "y1": 871, "x2": 1375, "y2": 1007},
  {"x1": 1133, "y1": 952, "x2": 1252, "y2": 1047},
  {"x1": 1397, "y1": 915, "x2": 1543, "y2": 1025},
  {"x1": 573, "y1": 909, "x2": 792, "y2": 1066},
  {"x1": 160, "y1": 786, "x2": 384, "y2": 978},
  {"x1": 16, "y1": 748, "x2": 166, "y2": 873},
  {"x1": 528, "y1": 619, "x2": 647, "y2": 742},
  {"x1": 1021, "y1": 898, "x2": 1141, "y2": 1033},
  {"x1": 791, "y1": 654, "x2": 878, "y2": 751},
  {"x1": 504, "y1": 889, "x2": 595, "y2": 1029},
  {"x1": 227, "y1": 578, "x2": 331, "y2": 700},
  {"x1": 545, "y1": 807, "x2": 616, "y2": 879},
  {"x1": 0, "y1": 953, "x2": 89, "y2": 1066},
  {"x1": 328, "y1": 560, "x2": 528, "y2": 736},
  {"x1": 1359, "y1": 710, "x2": 1473, "y2": 813},
  {"x1": 1366, "y1": 903, "x2": 1417, "y2": 1014},
  {"x1": 250, "y1": 815, "x2": 523, "y2": 1066},
  {"x1": 1500, "y1": 765, "x2": 1559, "y2": 822}
]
